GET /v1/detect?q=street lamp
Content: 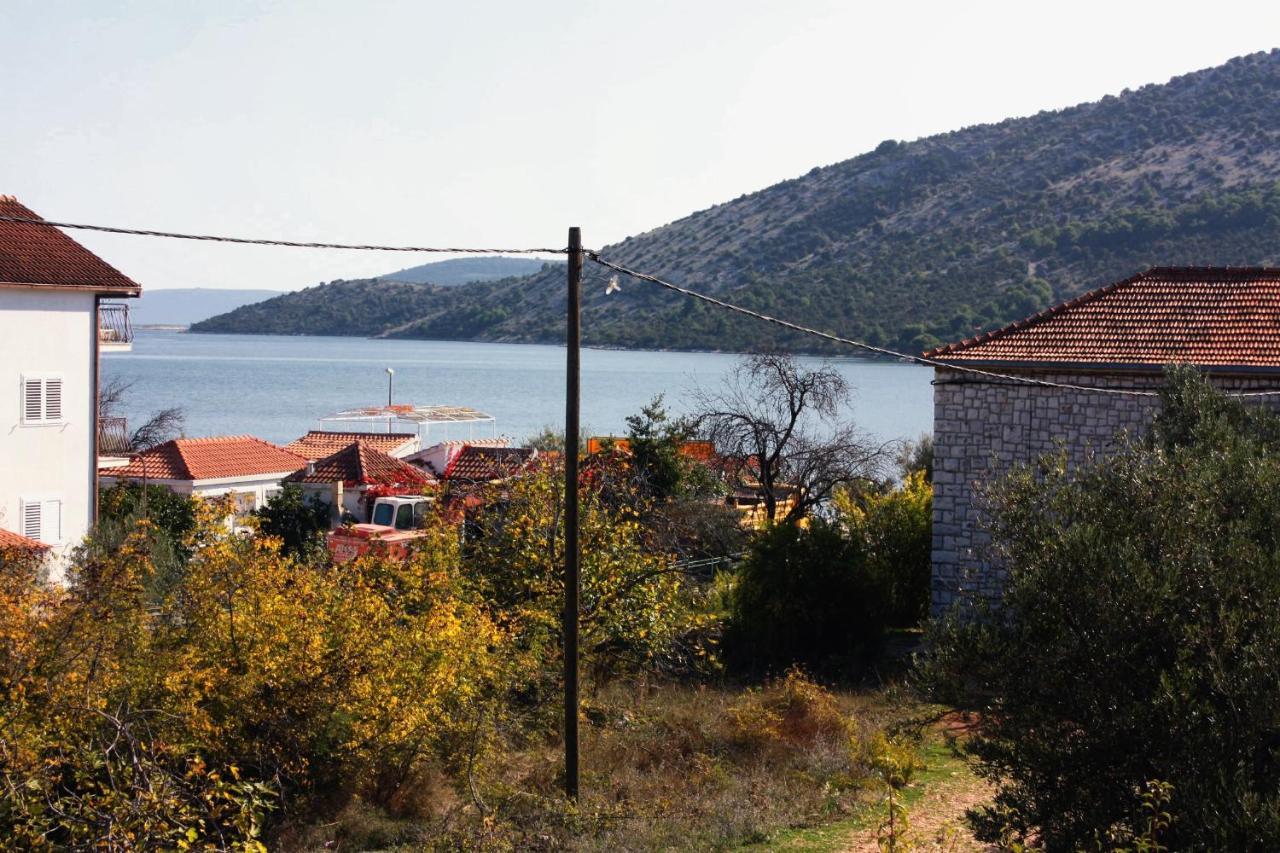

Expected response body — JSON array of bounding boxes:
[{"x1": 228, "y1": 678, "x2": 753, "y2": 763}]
[{"x1": 385, "y1": 368, "x2": 395, "y2": 434}]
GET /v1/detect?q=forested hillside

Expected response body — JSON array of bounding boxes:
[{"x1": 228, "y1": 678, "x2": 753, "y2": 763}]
[{"x1": 196, "y1": 50, "x2": 1280, "y2": 353}]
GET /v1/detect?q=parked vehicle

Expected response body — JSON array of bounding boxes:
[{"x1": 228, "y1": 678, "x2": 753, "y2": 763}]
[{"x1": 328, "y1": 495, "x2": 433, "y2": 563}]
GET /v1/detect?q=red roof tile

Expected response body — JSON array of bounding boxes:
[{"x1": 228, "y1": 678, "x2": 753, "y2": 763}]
[
  {"x1": 285, "y1": 430, "x2": 416, "y2": 461},
  {"x1": 287, "y1": 441, "x2": 434, "y2": 487},
  {"x1": 443, "y1": 446, "x2": 535, "y2": 481},
  {"x1": 0, "y1": 196, "x2": 140, "y2": 294},
  {"x1": 925, "y1": 268, "x2": 1280, "y2": 369},
  {"x1": 101, "y1": 436, "x2": 307, "y2": 481},
  {"x1": 0, "y1": 528, "x2": 49, "y2": 551}
]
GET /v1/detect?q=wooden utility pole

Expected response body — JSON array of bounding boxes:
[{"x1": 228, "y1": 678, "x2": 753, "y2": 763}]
[{"x1": 563, "y1": 226, "x2": 583, "y2": 799}]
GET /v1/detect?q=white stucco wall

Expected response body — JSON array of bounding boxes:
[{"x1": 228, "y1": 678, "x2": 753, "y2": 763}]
[{"x1": 0, "y1": 288, "x2": 97, "y2": 580}]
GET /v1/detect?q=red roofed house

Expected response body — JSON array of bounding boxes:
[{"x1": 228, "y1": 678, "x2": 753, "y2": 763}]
[
  {"x1": 284, "y1": 440, "x2": 434, "y2": 524},
  {"x1": 926, "y1": 267, "x2": 1280, "y2": 613},
  {"x1": 99, "y1": 436, "x2": 307, "y2": 516},
  {"x1": 437, "y1": 445, "x2": 536, "y2": 483},
  {"x1": 284, "y1": 430, "x2": 419, "y2": 461},
  {"x1": 0, "y1": 195, "x2": 139, "y2": 578}
]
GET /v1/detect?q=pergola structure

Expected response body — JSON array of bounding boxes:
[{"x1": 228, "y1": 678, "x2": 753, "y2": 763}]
[{"x1": 317, "y1": 404, "x2": 498, "y2": 443}]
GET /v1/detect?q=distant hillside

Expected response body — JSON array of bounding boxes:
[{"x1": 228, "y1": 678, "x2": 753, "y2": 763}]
[
  {"x1": 379, "y1": 256, "x2": 557, "y2": 286},
  {"x1": 197, "y1": 51, "x2": 1280, "y2": 353},
  {"x1": 190, "y1": 267, "x2": 560, "y2": 337},
  {"x1": 130, "y1": 288, "x2": 283, "y2": 327}
]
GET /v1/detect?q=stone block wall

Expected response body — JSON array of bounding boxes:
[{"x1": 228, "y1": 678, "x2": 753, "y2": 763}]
[{"x1": 930, "y1": 368, "x2": 1280, "y2": 615}]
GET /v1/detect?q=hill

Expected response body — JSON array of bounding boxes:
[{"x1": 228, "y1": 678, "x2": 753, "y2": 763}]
[
  {"x1": 129, "y1": 288, "x2": 283, "y2": 327},
  {"x1": 378, "y1": 256, "x2": 557, "y2": 286},
  {"x1": 196, "y1": 51, "x2": 1280, "y2": 353}
]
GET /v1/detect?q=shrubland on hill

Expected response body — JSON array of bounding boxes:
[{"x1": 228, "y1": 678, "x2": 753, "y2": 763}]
[{"x1": 194, "y1": 50, "x2": 1280, "y2": 354}]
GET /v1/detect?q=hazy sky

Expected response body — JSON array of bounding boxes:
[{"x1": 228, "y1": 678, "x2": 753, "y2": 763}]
[{"x1": 2, "y1": 1, "x2": 1277, "y2": 291}]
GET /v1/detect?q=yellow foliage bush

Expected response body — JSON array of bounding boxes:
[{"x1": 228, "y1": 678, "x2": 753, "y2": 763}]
[
  {"x1": 0, "y1": 500, "x2": 502, "y2": 847},
  {"x1": 727, "y1": 669, "x2": 851, "y2": 752}
]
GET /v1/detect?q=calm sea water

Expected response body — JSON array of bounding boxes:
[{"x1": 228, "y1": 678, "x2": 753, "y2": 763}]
[{"x1": 102, "y1": 331, "x2": 934, "y2": 448}]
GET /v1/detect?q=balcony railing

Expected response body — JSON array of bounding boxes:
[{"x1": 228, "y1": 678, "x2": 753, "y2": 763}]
[
  {"x1": 99, "y1": 302, "x2": 133, "y2": 351},
  {"x1": 99, "y1": 416, "x2": 131, "y2": 455}
]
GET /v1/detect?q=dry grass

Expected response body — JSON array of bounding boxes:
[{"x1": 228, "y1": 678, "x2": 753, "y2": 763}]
[{"x1": 289, "y1": 676, "x2": 926, "y2": 851}]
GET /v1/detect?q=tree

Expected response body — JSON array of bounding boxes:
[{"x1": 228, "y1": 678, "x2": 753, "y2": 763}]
[
  {"x1": 99, "y1": 376, "x2": 185, "y2": 451},
  {"x1": 255, "y1": 484, "x2": 331, "y2": 558},
  {"x1": 919, "y1": 367, "x2": 1280, "y2": 849},
  {"x1": 725, "y1": 520, "x2": 885, "y2": 673},
  {"x1": 837, "y1": 470, "x2": 932, "y2": 627},
  {"x1": 695, "y1": 354, "x2": 888, "y2": 523}
]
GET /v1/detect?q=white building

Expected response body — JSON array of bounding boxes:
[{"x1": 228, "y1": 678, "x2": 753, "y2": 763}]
[
  {"x1": 99, "y1": 436, "x2": 308, "y2": 516},
  {"x1": 0, "y1": 195, "x2": 139, "y2": 579}
]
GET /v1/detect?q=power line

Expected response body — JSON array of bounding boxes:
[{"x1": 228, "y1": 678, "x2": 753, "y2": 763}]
[
  {"x1": 0, "y1": 215, "x2": 566, "y2": 255},
  {"x1": 588, "y1": 252, "x2": 1280, "y2": 399}
]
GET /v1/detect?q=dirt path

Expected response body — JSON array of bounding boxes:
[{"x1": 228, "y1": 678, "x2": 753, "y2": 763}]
[{"x1": 839, "y1": 763, "x2": 995, "y2": 852}]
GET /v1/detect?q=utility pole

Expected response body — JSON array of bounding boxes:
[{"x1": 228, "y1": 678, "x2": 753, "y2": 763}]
[{"x1": 563, "y1": 226, "x2": 583, "y2": 799}]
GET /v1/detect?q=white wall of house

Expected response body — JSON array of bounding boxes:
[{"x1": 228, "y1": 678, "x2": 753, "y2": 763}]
[
  {"x1": 100, "y1": 471, "x2": 299, "y2": 516},
  {"x1": 0, "y1": 288, "x2": 96, "y2": 580}
]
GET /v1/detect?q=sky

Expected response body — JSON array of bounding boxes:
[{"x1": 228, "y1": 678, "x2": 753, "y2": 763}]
[{"x1": 2, "y1": 0, "x2": 1278, "y2": 292}]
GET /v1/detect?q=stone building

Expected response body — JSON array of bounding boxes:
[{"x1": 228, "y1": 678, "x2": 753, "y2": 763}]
[{"x1": 924, "y1": 267, "x2": 1280, "y2": 614}]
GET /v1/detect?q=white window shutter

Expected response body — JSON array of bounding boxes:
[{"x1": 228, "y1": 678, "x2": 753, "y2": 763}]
[
  {"x1": 21, "y1": 501, "x2": 41, "y2": 540},
  {"x1": 23, "y1": 379, "x2": 43, "y2": 423},
  {"x1": 43, "y1": 499, "x2": 62, "y2": 543},
  {"x1": 44, "y1": 378, "x2": 62, "y2": 421}
]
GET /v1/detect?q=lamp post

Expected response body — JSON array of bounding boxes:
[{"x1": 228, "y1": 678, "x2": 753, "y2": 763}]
[{"x1": 386, "y1": 368, "x2": 395, "y2": 434}]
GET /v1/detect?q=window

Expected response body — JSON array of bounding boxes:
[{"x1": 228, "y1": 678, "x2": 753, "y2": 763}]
[
  {"x1": 20, "y1": 498, "x2": 62, "y2": 544},
  {"x1": 394, "y1": 503, "x2": 413, "y2": 530},
  {"x1": 21, "y1": 376, "x2": 65, "y2": 424}
]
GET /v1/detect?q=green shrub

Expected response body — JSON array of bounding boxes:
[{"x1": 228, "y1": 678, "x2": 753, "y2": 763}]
[
  {"x1": 839, "y1": 470, "x2": 932, "y2": 627},
  {"x1": 725, "y1": 520, "x2": 886, "y2": 673},
  {"x1": 255, "y1": 483, "x2": 331, "y2": 558},
  {"x1": 919, "y1": 366, "x2": 1280, "y2": 850}
]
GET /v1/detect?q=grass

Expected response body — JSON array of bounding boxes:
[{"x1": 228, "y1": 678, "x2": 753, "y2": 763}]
[
  {"x1": 752, "y1": 739, "x2": 974, "y2": 851},
  {"x1": 289, "y1": 676, "x2": 956, "y2": 852}
]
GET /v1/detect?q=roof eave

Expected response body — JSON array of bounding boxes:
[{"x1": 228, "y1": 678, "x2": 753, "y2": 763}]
[
  {"x1": 932, "y1": 359, "x2": 1280, "y2": 376},
  {"x1": 0, "y1": 279, "x2": 141, "y2": 296}
]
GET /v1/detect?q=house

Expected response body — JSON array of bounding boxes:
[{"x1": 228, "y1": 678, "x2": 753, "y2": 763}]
[
  {"x1": 925, "y1": 267, "x2": 1280, "y2": 614},
  {"x1": 0, "y1": 195, "x2": 140, "y2": 578},
  {"x1": 285, "y1": 430, "x2": 419, "y2": 461},
  {"x1": 404, "y1": 438, "x2": 510, "y2": 478},
  {"x1": 437, "y1": 445, "x2": 536, "y2": 483},
  {"x1": 283, "y1": 440, "x2": 435, "y2": 524},
  {"x1": 99, "y1": 435, "x2": 307, "y2": 515}
]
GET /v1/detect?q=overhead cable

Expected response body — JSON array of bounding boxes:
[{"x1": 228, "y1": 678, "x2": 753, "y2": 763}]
[
  {"x1": 0, "y1": 215, "x2": 566, "y2": 255},
  {"x1": 587, "y1": 252, "x2": 1280, "y2": 399}
]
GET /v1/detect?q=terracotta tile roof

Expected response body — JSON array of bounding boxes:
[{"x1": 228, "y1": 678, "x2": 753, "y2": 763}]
[
  {"x1": 287, "y1": 441, "x2": 435, "y2": 487},
  {"x1": 101, "y1": 436, "x2": 307, "y2": 481},
  {"x1": 0, "y1": 196, "x2": 140, "y2": 294},
  {"x1": 925, "y1": 268, "x2": 1280, "y2": 370},
  {"x1": 442, "y1": 446, "x2": 535, "y2": 481},
  {"x1": 285, "y1": 430, "x2": 416, "y2": 461},
  {"x1": 0, "y1": 528, "x2": 49, "y2": 551}
]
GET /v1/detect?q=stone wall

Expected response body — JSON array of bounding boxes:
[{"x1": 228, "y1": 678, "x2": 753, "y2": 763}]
[{"x1": 930, "y1": 368, "x2": 1280, "y2": 614}]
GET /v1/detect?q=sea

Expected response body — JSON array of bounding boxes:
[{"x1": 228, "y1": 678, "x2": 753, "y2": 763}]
[{"x1": 102, "y1": 331, "x2": 934, "y2": 449}]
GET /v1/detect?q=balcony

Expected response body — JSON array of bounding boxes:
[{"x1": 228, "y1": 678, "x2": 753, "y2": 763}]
[
  {"x1": 99, "y1": 302, "x2": 133, "y2": 352},
  {"x1": 99, "y1": 416, "x2": 132, "y2": 456}
]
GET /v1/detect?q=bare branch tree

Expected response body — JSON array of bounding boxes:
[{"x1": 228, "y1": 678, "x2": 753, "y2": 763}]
[
  {"x1": 694, "y1": 353, "x2": 891, "y2": 523},
  {"x1": 98, "y1": 376, "x2": 185, "y2": 452}
]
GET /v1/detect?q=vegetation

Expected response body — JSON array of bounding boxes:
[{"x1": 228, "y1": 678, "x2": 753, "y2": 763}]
[
  {"x1": 920, "y1": 367, "x2": 1280, "y2": 850},
  {"x1": 696, "y1": 354, "x2": 889, "y2": 523},
  {"x1": 255, "y1": 484, "x2": 331, "y2": 559},
  {"x1": 196, "y1": 52, "x2": 1280, "y2": 355},
  {"x1": 3, "y1": 390, "x2": 945, "y2": 849}
]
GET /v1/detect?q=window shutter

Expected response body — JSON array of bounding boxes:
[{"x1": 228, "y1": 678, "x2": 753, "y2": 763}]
[
  {"x1": 23, "y1": 379, "x2": 43, "y2": 423},
  {"x1": 44, "y1": 378, "x2": 62, "y2": 421},
  {"x1": 42, "y1": 499, "x2": 62, "y2": 543},
  {"x1": 21, "y1": 501, "x2": 41, "y2": 540}
]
